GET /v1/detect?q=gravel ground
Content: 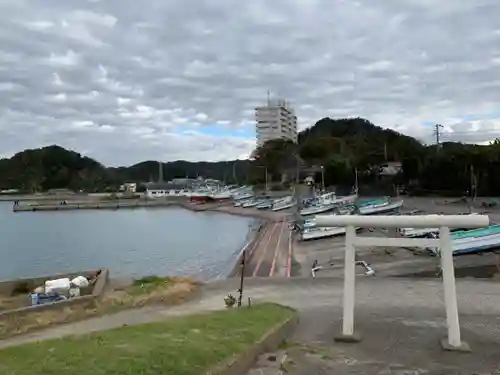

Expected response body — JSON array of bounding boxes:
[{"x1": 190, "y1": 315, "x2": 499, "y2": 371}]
[{"x1": 292, "y1": 197, "x2": 500, "y2": 280}]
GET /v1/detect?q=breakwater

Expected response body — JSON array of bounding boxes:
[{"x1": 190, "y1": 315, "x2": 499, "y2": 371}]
[
  {"x1": 11, "y1": 199, "x2": 288, "y2": 221},
  {"x1": 12, "y1": 198, "x2": 198, "y2": 212}
]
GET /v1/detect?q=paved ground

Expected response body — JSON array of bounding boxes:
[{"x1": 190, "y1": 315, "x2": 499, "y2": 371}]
[
  {"x1": 244, "y1": 219, "x2": 292, "y2": 278},
  {"x1": 2, "y1": 277, "x2": 500, "y2": 374}
]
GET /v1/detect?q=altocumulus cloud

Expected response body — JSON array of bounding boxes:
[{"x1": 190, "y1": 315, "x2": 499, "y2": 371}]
[{"x1": 0, "y1": 0, "x2": 500, "y2": 165}]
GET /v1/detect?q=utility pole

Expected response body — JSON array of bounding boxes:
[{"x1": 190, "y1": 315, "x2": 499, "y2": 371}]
[
  {"x1": 264, "y1": 166, "x2": 268, "y2": 194},
  {"x1": 433, "y1": 124, "x2": 444, "y2": 154},
  {"x1": 354, "y1": 168, "x2": 359, "y2": 195},
  {"x1": 320, "y1": 165, "x2": 325, "y2": 192},
  {"x1": 384, "y1": 142, "x2": 388, "y2": 161}
]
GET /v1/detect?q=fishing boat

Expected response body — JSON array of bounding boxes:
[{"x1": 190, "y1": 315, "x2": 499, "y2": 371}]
[
  {"x1": 299, "y1": 193, "x2": 358, "y2": 216},
  {"x1": 233, "y1": 198, "x2": 253, "y2": 207},
  {"x1": 357, "y1": 199, "x2": 403, "y2": 215},
  {"x1": 300, "y1": 203, "x2": 336, "y2": 216},
  {"x1": 256, "y1": 200, "x2": 273, "y2": 209},
  {"x1": 400, "y1": 227, "x2": 439, "y2": 238},
  {"x1": 301, "y1": 226, "x2": 349, "y2": 240},
  {"x1": 233, "y1": 192, "x2": 253, "y2": 201},
  {"x1": 357, "y1": 197, "x2": 389, "y2": 207},
  {"x1": 450, "y1": 224, "x2": 500, "y2": 240},
  {"x1": 428, "y1": 231, "x2": 500, "y2": 256},
  {"x1": 452, "y1": 234, "x2": 500, "y2": 256},
  {"x1": 272, "y1": 196, "x2": 296, "y2": 211},
  {"x1": 242, "y1": 199, "x2": 263, "y2": 208}
]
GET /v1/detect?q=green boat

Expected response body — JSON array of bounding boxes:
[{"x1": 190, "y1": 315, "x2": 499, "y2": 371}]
[
  {"x1": 451, "y1": 224, "x2": 500, "y2": 240},
  {"x1": 357, "y1": 197, "x2": 389, "y2": 207}
]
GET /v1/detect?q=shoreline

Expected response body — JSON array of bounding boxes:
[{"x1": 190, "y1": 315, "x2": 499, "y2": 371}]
[{"x1": 227, "y1": 218, "x2": 269, "y2": 278}]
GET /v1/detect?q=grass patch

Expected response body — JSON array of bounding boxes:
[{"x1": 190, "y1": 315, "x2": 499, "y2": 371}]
[
  {"x1": 0, "y1": 277, "x2": 200, "y2": 339},
  {"x1": 0, "y1": 303, "x2": 295, "y2": 375}
]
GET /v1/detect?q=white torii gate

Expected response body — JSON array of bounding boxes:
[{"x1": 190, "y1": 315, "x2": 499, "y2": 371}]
[{"x1": 315, "y1": 214, "x2": 490, "y2": 352}]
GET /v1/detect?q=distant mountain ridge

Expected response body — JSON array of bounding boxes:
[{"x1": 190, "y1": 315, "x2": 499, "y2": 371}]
[
  {"x1": 0, "y1": 145, "x2": 251, "y2": 192},
  {"x1": 2, "y1": 117, "x2": 497, "y2": 196}
]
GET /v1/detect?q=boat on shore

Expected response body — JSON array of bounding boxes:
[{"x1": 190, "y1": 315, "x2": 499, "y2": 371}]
[
  {"x1": 256, "y1": 200, "x2": 273, "y2": 209},
  {"x1": 299, "y1": 193, "x2": 358, "y2": 216},
  {"x1": 450, "y1": 224, "x2": 500, "y2": 240},
  {"x1": 357, "y1": 199, "x2": 403, "y2": 215},
  {"x1": 301, "y1": 225, "x2": 361, "y2": 241},
  {"x1": 400, "y1": 227, "x2": 439, "y2": 237},
  {"x1": 272, "y1": 196, "x2": 296, "y2": 211},
  {"x1": 301, "y1": 226, "x2": 348, "y2": 240}
]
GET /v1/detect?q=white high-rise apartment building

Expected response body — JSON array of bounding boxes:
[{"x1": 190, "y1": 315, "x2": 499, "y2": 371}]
[{"x1": 255, "y1": 99, "x2": 298, "y2": 147}]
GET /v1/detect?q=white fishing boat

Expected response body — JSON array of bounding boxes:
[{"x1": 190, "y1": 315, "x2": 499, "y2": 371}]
[
  {"x1": 234, "y1": 198, "x2": 252, "y2": 207},
  {"x1": 300, "y1": 203, "x2": 336, "y2": 216},
  {"x1": 233, "y1": 192, "x2": 253, "y2": 201},
  {"x1": 242, "y1": 199, "x2": 260, "y2": 208},
  {"x1": 358, "y1": 199, "x2": 403, "y2": 215},
  {"x1": 272, "y1": 196, "x2": 296, "y2": 211},
  {"x1": 428, "y1": 232, "x2": 500, "y2": 256},
  {"x1": 210, "y1": 190, "x2": 232, "y2": 200},
  {"x1": 256, "y1": 200, "x2": 273, "y2": 209},
  {"x1": 301, "y1": 226, "x2": 355, "y2": 240},
  {"x1": 400, "y1": 227, "x2": 439, "y2": 237},
  {"x1": 299, "y1": 193, "x2": 358, "y2": 216}
]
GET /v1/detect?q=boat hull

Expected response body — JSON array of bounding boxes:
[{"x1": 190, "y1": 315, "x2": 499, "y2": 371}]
[{"x1": 358, "y1": 200, "x2": 403, "y2": 215}]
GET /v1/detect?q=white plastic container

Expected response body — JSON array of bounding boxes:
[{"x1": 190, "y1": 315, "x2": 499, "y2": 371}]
[
  {"x1": 71, "y1": 276, "x2": 89, "y2": 288},
  {"x1": 45, "y1": 278, "x2": 71, "y2": 296}
]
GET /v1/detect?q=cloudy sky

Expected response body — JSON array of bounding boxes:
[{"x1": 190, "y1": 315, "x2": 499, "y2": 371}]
[{"x1": 1, "y1": 0, "x2": 499, "y2": 166}]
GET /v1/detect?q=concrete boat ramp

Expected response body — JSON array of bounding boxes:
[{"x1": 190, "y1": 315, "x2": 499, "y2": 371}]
[{"x1": 2, "y1": 277, "x2": 500, "y2": 374}]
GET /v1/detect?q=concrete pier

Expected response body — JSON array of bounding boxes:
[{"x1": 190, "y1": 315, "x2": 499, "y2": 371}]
[{"x1": 12, "y1": 200, "x2": 179, "y2": 212}]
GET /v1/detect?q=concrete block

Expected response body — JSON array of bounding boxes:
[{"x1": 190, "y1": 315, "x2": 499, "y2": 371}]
[
  {"x1": 440, "y1": 338, "x2": 472, "y2": 353},
  {"x1": 334, "y1": 332, "x2": 363, "y2": 343}
]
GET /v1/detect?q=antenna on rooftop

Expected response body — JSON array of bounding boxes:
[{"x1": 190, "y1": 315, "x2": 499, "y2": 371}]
[{"x1": 267, "y1": 90, "x2": 271, "y2": 106}]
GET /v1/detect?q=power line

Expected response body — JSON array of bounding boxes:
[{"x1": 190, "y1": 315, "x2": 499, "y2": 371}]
[{"x1": 433, "y1": 124, "x2": 444, "y2": 154}]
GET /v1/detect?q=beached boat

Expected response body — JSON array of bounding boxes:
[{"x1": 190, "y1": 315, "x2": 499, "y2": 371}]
[
  {"x1": 233, "y1": 192, "x2": 253, "y2": 201},
  {"x1": 234, "y1": 199, "x2": 252, "y2": 207},
  {"x1": 256, "y1": 200, "x2": 273, "y2": 209},
  {"x1": 450, "y1": 224, "x2": 500, "y2": 240},
  {"x1": 400, "y1": 227, "x2": 439, "y2": 237},
  {"x1": 357, "y1": 199, "x2": 403, "y2": 215},
  {"x1": 301, "y1": 226, "x2": 349, "y2": 240},
  {"x1": 299, "y1": 193, "x2": 358, "y2": 216},
  {"x1": 242, "y1": 199, "x2": 268, "y2": 208},
  {"x1": 452, "y1": 234, "x2": 500, "y2": 256},
  {"x1": 427, "y1": 231, "x2": 500, "y2": 256},
  {"x1": 300, "y1": 203, "x2": 336, "y2": 216},
  {"x1": 272, "y1": 196, "x2": 296, "y2": 211},
  {"x1": 357, "y1": 197, "x2": 389, "y2": 207}
]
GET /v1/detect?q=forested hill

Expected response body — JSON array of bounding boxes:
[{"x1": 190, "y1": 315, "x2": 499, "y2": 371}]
[
  {"x1": 252, "y1": 117, "x2": 500, "y2": 196},
  {"x1": 298, "y1": 117, "x2": 424, "y2": 169},
  {"x1": 0, "y1": 145, "x2": 251, "y2": 192}
]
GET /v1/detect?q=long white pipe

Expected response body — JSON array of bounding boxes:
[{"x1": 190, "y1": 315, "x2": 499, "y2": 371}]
[{"x1": 315, "y1": 215, "x2": 489, "y2": 229}]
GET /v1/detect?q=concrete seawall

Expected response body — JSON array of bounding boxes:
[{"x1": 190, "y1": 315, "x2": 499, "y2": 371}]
[
  {"x1": 13, "y1": 200, "x2": 180, "y2": 212},
  {"x1": 11, "y1": 196, "x2": 205, "y2": 212}
]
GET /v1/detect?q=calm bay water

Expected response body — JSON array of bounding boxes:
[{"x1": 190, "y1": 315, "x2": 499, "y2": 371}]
[{"x1": 0, "y1": 202, "x2": 254, "y2": 281}]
